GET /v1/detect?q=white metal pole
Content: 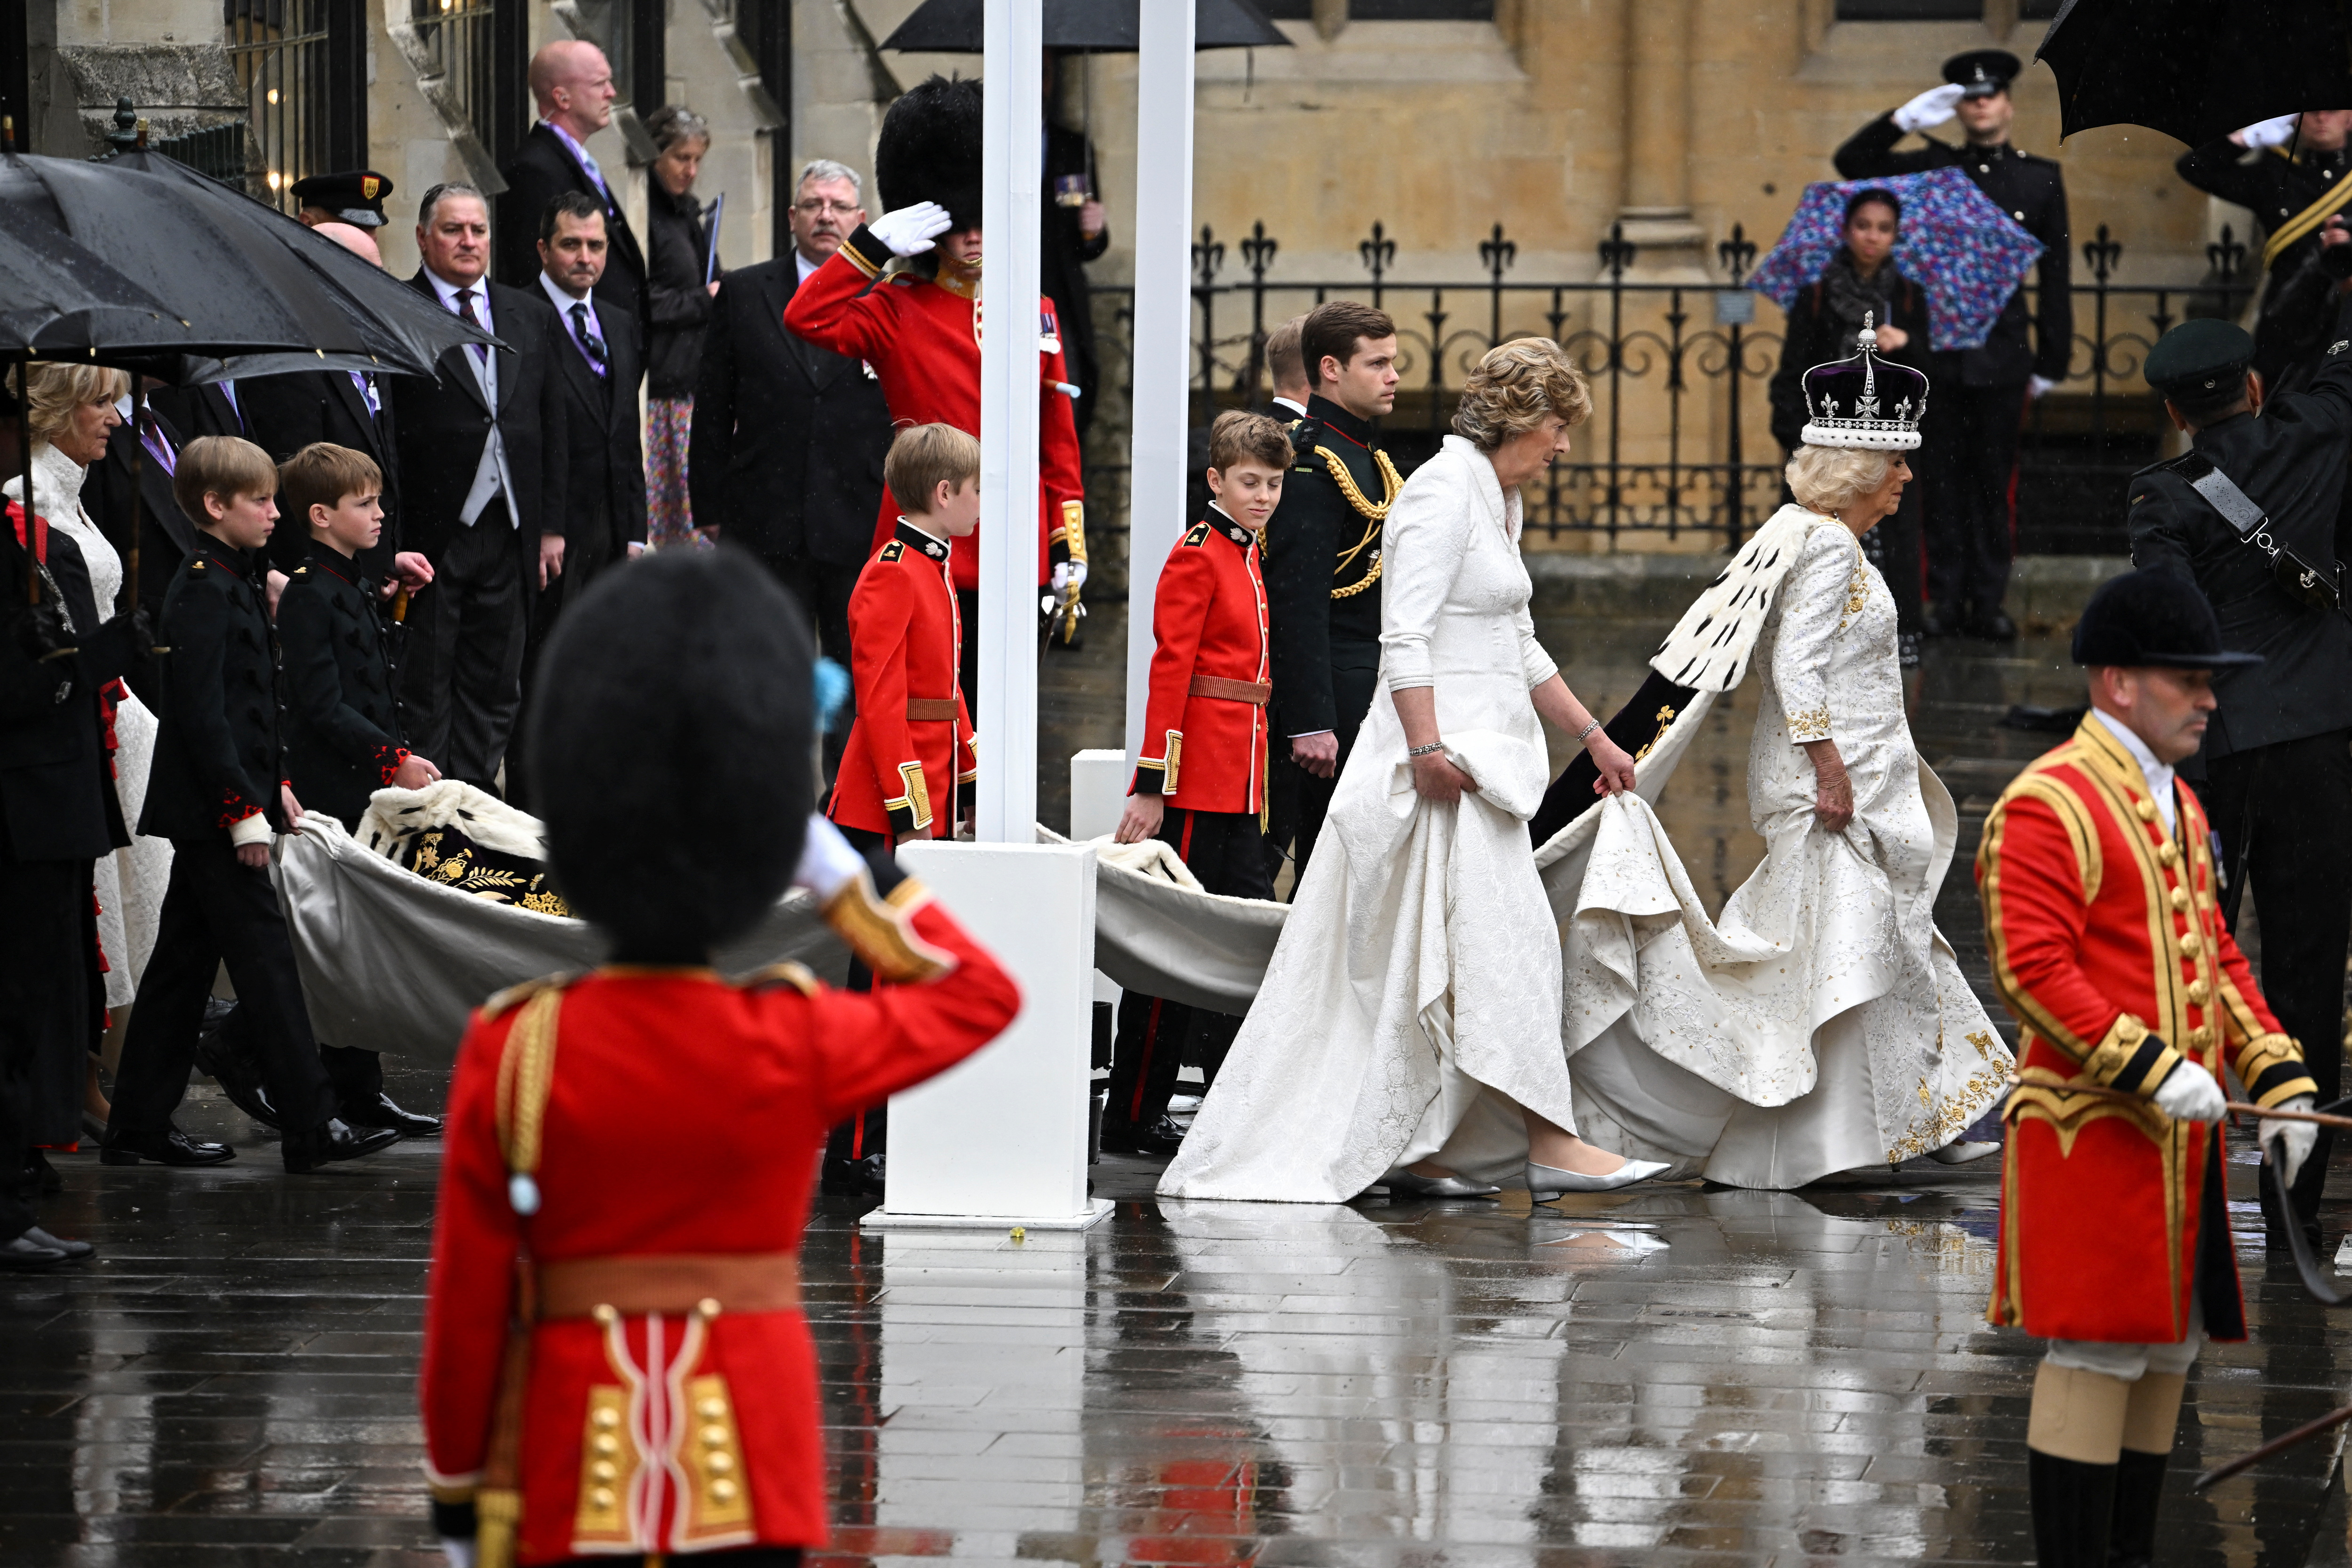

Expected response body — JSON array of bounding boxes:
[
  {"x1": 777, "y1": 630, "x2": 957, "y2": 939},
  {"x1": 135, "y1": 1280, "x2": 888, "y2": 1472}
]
[
  {"x1": 1122, "y1": 1, "x2": 1198, "y2": 761},
  {"x1": 975, "y1": 0, "x2": 1046, "y2": 843}
]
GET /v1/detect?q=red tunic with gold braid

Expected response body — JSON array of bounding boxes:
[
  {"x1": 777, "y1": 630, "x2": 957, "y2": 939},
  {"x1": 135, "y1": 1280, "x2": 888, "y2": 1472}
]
[
  {"x1": 419, "y1": 891, "x2": 1020, "y2": 1565},
  {"x1": 781, "y1": 224, "x2": 1085, "y2": 591},
  {"x1": 1977, "y1": 715, "x2": 2314, "y2": 1345},
  {"x1": 1131, "y1": 511, "x2": 1271, "y2": 816},
  {"x1": 827, "y1": 520, "x2": 977, "y2": 840}
]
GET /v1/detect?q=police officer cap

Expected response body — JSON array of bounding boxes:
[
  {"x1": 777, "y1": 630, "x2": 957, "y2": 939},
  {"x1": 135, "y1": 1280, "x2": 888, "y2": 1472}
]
[
  {"x1": 2072, "y1": 566, "x2": 2264, "y2": 669},
  {"x1": 289, "y1": 169, "x2": 394, "y2": 228},
  {"x1": 1943, "y1": 49, "x2": 2022, "y2": 98},
  {"x1": 2144, "y1": 317, "x2": 2255, "y2": 398}
]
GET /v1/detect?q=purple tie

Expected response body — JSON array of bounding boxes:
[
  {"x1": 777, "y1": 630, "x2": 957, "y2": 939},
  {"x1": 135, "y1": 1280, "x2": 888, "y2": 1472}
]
[{"x1": 456, "y1": 288, "x2": 488, "y2": 362}]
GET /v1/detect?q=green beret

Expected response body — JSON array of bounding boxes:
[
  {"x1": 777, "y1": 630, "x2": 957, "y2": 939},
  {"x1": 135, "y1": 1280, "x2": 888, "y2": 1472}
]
[{"x1": 2145, "y1": 318, "x2": 2255, "y2": 397}]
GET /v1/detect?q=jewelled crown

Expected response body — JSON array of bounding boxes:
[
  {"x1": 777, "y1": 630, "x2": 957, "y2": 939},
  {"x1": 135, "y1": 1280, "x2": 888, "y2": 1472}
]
[{"x1": 1799, "y1": 313, "x2": 1930, "y2": 452}]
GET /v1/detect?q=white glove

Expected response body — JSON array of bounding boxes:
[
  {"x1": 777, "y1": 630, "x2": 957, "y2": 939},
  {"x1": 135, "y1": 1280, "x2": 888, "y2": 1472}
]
[
  {"x1": 2027, "y1": 374, "x2": 2060, "y2": 401},
  {"x1": 791, "y1": 813, "x2": 867, "y2": 901},
  {"x1": 2262, "y1": 1095, "x2": 2319, "y2": 1187},
  {"x1": 439, "y1": 1540, "x2": 477, "y2": 1568},
  {"x1": 867, "y1": 201, "x2": 952, "y2": 258},
  {"x1": 2237, "y1": 114, "x2": 2300, "y2": 150},
  {"x1": 2153, "y1": 1059, "x2": 2229, "y2": 1123},
  {"x1": 1892, "y1": 83, "x2": 1967, "y2": 135},
  {"x1": 1050, "y1": 560, "x2": 1089, "y2": 593}
]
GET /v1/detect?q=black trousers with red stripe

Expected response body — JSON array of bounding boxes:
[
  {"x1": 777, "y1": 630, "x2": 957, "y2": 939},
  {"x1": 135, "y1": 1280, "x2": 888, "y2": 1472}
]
[{"x1": 1105, "y1": 806, "x2": 1274, "y2": 1131}]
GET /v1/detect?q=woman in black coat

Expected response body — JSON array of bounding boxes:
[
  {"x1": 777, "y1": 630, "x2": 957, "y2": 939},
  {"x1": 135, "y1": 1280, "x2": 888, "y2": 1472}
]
[
  {"x1": 1768, "y1": 189, "x2": 1933, "y2": 662},
  {"x1": 643, "y1": 105, "x2": 716, "y2": 550}
]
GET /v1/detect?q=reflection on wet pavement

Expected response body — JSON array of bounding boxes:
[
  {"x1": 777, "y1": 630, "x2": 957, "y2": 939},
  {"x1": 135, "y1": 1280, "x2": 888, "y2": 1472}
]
[{"x1": 5, "y1": 621, "x2": 2347, "y2": 1566}]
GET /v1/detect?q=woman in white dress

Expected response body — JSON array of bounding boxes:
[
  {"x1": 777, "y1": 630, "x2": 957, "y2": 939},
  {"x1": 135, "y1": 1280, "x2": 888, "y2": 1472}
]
[
  {"x1": 5, "y1": 364, "x2": 173, "y2": 1131},
  {"x1": 1162, "y1": 339, "x2": 1670, "y2": 1204},
  {"x1": 1557, "y1": 322, "x2": 2010, "y2": 1186}
]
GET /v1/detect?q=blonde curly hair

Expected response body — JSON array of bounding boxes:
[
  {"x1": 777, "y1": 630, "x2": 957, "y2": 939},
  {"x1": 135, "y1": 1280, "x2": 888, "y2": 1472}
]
[
  {"x1": 1785, "y1": 443, "x2": 1898, "y2": 515},
  {"x1": 7, "y1": 362, "x2": 129, "y2": 449},
  {"x1": 1452, "y1": 337, "x2": 1592, "y2": 452}
]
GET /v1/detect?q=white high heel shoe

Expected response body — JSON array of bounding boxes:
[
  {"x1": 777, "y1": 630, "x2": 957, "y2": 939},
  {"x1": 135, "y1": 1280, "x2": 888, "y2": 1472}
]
[
  {"x1": 1526, "y1": 1157, "x2": 1671, "y2": 1200},
  {"x1": 1380, "y1": 1169, "x2": 1502, "y2": 1199}
]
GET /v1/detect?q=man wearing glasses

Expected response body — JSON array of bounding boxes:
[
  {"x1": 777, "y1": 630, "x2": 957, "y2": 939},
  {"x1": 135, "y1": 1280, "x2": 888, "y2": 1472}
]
[{"x1": 690, "y1": 159, "x2": 896, "y2": 690}]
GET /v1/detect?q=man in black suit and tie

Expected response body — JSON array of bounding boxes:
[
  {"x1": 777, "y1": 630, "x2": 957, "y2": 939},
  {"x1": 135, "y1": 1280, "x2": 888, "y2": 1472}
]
[
  {"x1": 533, "y1": 192, "x2": 646, "y2": 596},
  {"x1": 689, "y1": 157, "x2": 892, "y2": 670},
  {"x1": 496, "y1": 40, "x2": 649, "y2": 373},
  {"x1": 389, "y1": 183, "x2": 570, "y2": 794}
]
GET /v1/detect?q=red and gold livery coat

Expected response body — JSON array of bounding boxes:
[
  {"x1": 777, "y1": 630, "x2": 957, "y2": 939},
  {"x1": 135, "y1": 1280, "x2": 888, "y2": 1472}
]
[
  {"x1": 1976, "y1": 715, "x2": 2313, "y2": 1345},
  {"x1": 828, "y1": 521, "x2": 977, "y2": 841},
  {"x1": 419, "y1": 893, "x2": 1020, "y2": 1566},
  {"x1": 1132, "y1": 512, "x2": 1271, "y2": 817},
  {"x1": 781, "y1": 224, "x2": 1085, "y2": 590}
]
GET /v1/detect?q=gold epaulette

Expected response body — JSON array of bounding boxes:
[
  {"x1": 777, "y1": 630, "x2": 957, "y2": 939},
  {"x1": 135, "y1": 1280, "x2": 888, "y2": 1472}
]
[
  {"x1": 878, "y1": 540, "x2": 906, "y2": 563},
  {"x1": 480, "y1": 971, "x2": 581, "y2": 1021},
  {"x1": 1182, "y1": 523, "x2": 1211, "y2": 547}
]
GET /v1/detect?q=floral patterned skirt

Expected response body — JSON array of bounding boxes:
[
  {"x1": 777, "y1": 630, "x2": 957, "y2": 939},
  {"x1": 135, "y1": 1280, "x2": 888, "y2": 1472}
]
[{"x1": 645, "y1": 396, "x2": 698, "y2": 550}]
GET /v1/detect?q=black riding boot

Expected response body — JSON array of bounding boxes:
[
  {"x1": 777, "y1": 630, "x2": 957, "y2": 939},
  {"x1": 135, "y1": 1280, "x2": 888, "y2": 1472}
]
[
  {"x1": 2105, "y1": 1448, "x2": 2166, "y2": 1568},
  {"x1": 2028, "y1": 1448, "x2": 2117, "y2": 1568}
]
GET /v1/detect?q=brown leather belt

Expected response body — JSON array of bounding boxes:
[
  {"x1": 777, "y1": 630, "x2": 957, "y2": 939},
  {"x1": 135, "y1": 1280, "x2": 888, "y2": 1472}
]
[
  {"x1": 906, "y1": 698, "x2": 959, "y2": 722},
  {"x1": 536, "y1": 1253, "x2": 803, "y2": 1319},
  {"x1": 1188, "y1": 675, "x2": 1271, "y2": 705}
]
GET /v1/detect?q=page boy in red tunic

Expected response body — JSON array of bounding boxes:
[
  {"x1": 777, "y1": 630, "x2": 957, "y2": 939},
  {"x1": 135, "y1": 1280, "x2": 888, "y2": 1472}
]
[
  {"x1": 1977, "y1": 568, "x2": 2315, "y2": 1568},
  {"x1": 420, "y1": 551, "x2": 1018, "y2": 1568},
  {"x1": 1101, "y1": 411, "x2": 1286, "y2": 1156}
]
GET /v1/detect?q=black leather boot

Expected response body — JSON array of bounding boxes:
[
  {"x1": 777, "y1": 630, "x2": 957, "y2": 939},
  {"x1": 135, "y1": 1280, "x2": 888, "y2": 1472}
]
[
  {"x1": 2029, "y1": 1448, "x2": 2117, "y2": 1568},
  {"x1": 2106, "y1": 1448, "x2": 2166, "y2": 1568},
  {"x1": 100, "y1": 1122, "x2": 235, "y2": 1166}
]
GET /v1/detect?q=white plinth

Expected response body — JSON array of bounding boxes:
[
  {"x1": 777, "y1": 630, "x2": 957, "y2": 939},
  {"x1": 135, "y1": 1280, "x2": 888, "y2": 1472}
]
[
  {"x1": 1068, "y1": 748, "x2": 1129, "y2": 843},
  {"x1": 863, "y1": 842, "x2": 1111, "y2": 1232}
]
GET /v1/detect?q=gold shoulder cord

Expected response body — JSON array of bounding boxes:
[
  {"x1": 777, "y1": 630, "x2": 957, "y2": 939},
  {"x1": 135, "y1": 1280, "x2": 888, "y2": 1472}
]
[
  {"x1": 479, "y1": 985, "x2": 564, "y2": 1568},
  {"x1": 1317, "y1": 446, "x2": 1403, "y2": 602}
]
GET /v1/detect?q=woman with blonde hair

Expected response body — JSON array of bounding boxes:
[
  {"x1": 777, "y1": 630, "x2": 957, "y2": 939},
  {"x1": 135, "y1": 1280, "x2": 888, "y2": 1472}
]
[
  {"x1": 1555, "y1": 321, "x2": 2010, "y2": 1187},
  {"x1": 4, "y1": 361, "x2": 172, "y2": 1144},
  {"x1": 1162, "y1": 336, "x2": 1670, "y2": 1204}
]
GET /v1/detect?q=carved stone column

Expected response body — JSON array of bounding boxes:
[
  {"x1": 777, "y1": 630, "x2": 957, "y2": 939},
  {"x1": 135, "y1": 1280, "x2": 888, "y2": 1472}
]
[{"x1": 1617, "y1": 0, "x2": 1708, "y2": 279}]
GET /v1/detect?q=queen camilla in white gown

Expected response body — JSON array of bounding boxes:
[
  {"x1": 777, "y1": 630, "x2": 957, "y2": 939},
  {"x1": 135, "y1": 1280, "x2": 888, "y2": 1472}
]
[{"x1": 1161, "y1": 339, "x2": 1670, "y2": 1204}]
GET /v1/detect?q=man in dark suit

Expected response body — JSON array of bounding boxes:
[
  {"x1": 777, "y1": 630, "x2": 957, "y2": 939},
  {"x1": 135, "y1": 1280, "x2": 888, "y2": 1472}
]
[
  {"x1": 532, "y1": 192, "x2": 646, "y2": 595},
  {"x1": 389, "y1": 182, "x2": 571, "y2": 795},
  {"x1": 148, "y1": 380, "x2": 247, "y2": 446},
  {"x1": 495, "y1": 40, "x2": 648, "y2": 372},
  {"x1": 84, "y1": 386, "x2": 199, "y2": 640},
  {"x1": 689, "y1": 157, "x2": 892, "y2": 670}
]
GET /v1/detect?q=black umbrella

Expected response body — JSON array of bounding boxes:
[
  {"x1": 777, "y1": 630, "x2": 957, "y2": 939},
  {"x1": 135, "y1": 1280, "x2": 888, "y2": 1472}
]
[
  {"x1": 0, "y1": 215, "x2": 209, "y2": 362},
  {"x1": 881, "y1": 0, "x2": 1288, "y2": 53},
  {"x1": 2036, "y1": 0, "x2": 2352, "y2": 148}
]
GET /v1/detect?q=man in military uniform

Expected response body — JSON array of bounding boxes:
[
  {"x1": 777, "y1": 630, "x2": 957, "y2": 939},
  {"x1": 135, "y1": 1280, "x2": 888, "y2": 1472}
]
[
  {"x1": 1264, "y1": 301, "x2": 1400, "y2": 892},
  {"x1": 2177, "y1": 111, "x2": 2352, "y2": 392},
  {"x1": 2126, "y1": 303, "x2": 2352, "y2": 1250},
  {"x1": 1836, "y1": 48, "x2": 2072, "y2": 641}
]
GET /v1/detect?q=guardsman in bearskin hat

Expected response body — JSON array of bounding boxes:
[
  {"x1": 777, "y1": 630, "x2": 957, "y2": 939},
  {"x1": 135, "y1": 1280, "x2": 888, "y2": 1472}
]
[
  {"x1": 783, "y1": 73, "x2": 1089, "y2": 690},
  {"x1": 1978, "y1": 567, "x2": 2317, "y2": 1567},
  {"x1": 418, "y1": 549, "x2": 1018, "y2": 1568},
  {"x1": 1102, "y1": 410, "x2": 1284, "y2": 1156}
]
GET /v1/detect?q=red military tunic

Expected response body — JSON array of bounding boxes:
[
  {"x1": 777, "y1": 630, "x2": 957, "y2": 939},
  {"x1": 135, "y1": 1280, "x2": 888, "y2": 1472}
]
[
  {"x1": 1132, "y1": 510, "x2": 1271, "y2": 817},
  {"x1": 782, "y1": 224, "x2": 1085, "y2": 591},
  {"x1": 1978, "y1": 714, "x2": 2314, "y2": 1345},
  {"x1": 419, "y1": 896, "x2": 1020, "y2": 1565},
  {"x1": 828, "y1": 520, "x2": 977, "y2": 839}
]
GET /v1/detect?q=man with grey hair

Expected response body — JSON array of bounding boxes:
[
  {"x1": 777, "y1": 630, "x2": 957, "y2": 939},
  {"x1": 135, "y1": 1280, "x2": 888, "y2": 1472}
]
[{"x1": 690, "y1": 157, "x2": 892, "y2": 707}]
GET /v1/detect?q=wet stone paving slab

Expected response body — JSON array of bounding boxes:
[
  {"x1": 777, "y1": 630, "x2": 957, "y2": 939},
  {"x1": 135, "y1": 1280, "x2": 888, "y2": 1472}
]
[{"x1": 7, "y1": 628, "x2": 2352, "y2": 1567}]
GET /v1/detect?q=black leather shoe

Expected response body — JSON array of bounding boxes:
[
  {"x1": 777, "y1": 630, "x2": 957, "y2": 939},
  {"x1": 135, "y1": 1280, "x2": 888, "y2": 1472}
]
[
  {"x1": 20, "y1": 1226, "x2": 93, "y2": 1261},
  {"x1": 820, "y1": 1154, "x2": 887, "y2": 1197},
  {"x1": 0, "y1": 1232, "x2": 69, "y2": 1271},
  {"x1": 338, "y1": 1093, "x2": 443, "y2": 1138},
  {"x1": 282, "y1": 1118, "x2": 400, "y2": 1174},
  {"x1": 192, "y1": 1008, "x2": 282, "y2": 1130},
  {"x1": 1919, "y1": 602, "x2": 1958, "y2": 638},
  {"x1": 26, "y1": 1149, "x2": 61, "y2": 1195},
  {"x1": 1968, "y1": 608, "x2": 2019, "y2": 640},
  {"x1": 1100, "y1": 1115, "x2": 1188, "y2": 1158},
  {"x1": 100, "y1": 1123, "x2": 235, "y2": 1166}
]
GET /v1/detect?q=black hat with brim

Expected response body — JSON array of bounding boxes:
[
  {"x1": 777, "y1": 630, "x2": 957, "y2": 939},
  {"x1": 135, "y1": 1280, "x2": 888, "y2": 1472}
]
[
  {"x1": 288, "y1": 169, "x2": 394, "y2": 228},
  {"x1": 2072, "y1": 566, "x2": 2265, "y2": 669},
  {"x1": 1944, "y1": 49, "x2": 2022, "y2": 98},
  {"x1": 2145, "y1": 317, "x2": 2256, "y2": 398}
]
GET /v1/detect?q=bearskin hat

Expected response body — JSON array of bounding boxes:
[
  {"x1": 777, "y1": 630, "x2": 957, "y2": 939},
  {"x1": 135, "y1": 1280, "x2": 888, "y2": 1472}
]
[
  {"x1": 523, "y1": 548, "x2": 816, "y2": 961},
  {"x1": 876, "y1": 74, "x2": 984, "y2": 231}
]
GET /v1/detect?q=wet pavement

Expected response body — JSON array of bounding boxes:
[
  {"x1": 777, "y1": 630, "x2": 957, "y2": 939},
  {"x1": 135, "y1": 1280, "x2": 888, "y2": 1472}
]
[{"x1": 9, "y1": 614, "x2": 2352, "y2": 1567}]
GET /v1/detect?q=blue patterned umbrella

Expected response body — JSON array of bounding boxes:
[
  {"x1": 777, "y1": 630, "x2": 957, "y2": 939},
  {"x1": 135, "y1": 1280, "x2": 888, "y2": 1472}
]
[{"x1": 1747, "y1": 167, "x2": 2045, "y2": 353}]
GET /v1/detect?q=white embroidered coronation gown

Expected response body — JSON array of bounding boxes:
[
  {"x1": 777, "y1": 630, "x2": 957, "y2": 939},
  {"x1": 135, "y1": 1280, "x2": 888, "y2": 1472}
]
[
  {"x1": 1160, "y1": 435, "x2": 1587, "y2": 1202},
  {"x1": 1557, "y1": 509, "x2": 2010, "y2": 1186},
  {"x1": 6, "y1": 441, "x2": 170, "y2": 1006}
]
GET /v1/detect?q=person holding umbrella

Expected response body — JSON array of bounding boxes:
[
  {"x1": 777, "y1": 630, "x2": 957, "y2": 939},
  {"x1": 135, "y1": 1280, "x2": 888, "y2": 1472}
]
[
  {"x1": 1836, "y1": 49, "x2": 2073, "y2": 642},
  {"x1": 1768, "y1": 188, "x2": 1932, "y2": 664}
]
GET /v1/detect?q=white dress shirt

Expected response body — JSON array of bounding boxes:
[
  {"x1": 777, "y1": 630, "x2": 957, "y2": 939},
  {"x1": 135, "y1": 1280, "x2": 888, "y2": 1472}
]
[
  {"x1": 2087, "y1": 708, "x2": 2178, "y2": 836},
  {"x1": 1272, "y1": 396, "x2": 1309, "y2": 419},
  {"x1": 425, "y1": 268, "x2": 515, "y2": 528},
  {"x1": 795, "y1": 247, "x2": 823, "y2": 287}
]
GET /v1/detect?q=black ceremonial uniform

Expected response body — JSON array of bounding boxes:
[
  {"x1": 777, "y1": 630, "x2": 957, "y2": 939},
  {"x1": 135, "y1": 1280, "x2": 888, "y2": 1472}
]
[
  {"x1": 1264, "y1": 393, "x2": 1398, "y2": 891},
  {"x1": 278, "y1": 543, "x2": 409, "y2": 829},
  {"x1": 2126, "y1": 299, "x2": 2352, "y2": 1243},
  {"x1": 2177, "y1": 138, "x2": 2352, "y2": 391},
  {"x1": 1836, "y1": 118, "x2": 2071, "y2": 631}
]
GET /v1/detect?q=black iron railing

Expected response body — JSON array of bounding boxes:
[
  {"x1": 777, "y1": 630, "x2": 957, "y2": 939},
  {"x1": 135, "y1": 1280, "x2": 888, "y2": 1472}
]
[
  {"x1": 225, "y1": 0, "x2": 332, "y2": 209},
  {"x1": 1079, "y1": 219, "x2": 2257, "y2": 561}
]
